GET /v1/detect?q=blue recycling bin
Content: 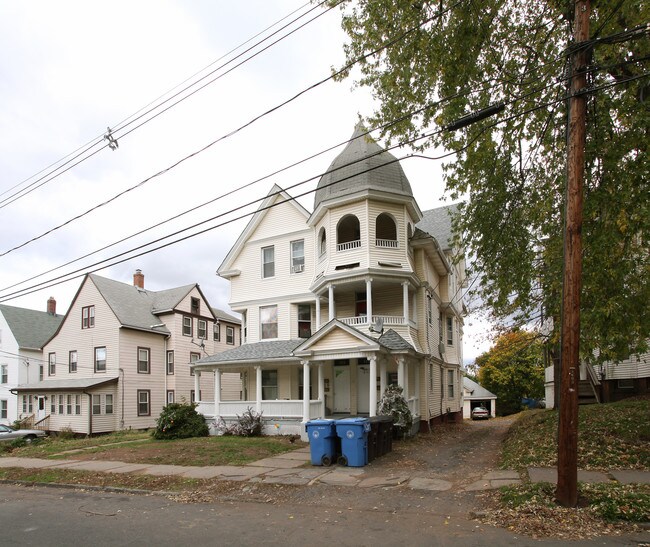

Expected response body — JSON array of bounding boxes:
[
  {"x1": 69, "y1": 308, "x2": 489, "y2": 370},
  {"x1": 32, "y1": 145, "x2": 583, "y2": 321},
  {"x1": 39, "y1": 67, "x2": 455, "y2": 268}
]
[
  {"x1": 335, "y1": 417, "x2": 370, "y2": 467},
  {"x1": 305, "y1": 419, "x2": 338, "y2": 466}
]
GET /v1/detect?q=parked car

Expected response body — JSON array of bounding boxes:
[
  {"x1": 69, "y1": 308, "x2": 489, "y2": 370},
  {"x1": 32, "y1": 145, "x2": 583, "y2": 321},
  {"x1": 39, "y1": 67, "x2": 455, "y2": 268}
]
[
  {"x1": 471, "y1": 406, "x2": 490, "y2": 420},
  {"x1": 0, "y1": 424, "x2": 47, "y2": 442}
]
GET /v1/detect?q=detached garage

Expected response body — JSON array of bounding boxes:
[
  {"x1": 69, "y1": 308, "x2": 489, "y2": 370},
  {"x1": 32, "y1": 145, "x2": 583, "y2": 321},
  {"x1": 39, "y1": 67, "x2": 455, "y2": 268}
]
[{"x1": 462, "y1": 377, "x2": 497, "y2": 418}]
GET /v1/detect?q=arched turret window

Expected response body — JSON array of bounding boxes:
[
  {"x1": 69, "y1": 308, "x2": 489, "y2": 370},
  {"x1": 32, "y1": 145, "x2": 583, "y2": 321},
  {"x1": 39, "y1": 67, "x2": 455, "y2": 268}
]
[
  {"x1": 376, "y1": 213, "x2": 398, "y2": 248},
  {"x1": 337, "y1": 215, "x2": 361, "y2": 251},
  {"x1": 319, "y1": 227, "x2": 327, "y2": 258}
]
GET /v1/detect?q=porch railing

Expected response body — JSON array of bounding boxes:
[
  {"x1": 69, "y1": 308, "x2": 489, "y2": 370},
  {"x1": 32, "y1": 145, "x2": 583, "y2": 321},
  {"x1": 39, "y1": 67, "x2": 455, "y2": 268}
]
[
  {"x1": 376, "y1": 239, "x2": 399, "y2": 248},
  {"x1": 340, "y1": 315, "x2": 407, "y2": 327},
  {"x1": 197, "y1": 399, "x2": 324, "y2": 420},
  {"x1": 33, "y1": 415, "x2": 50, "y2": 431}
]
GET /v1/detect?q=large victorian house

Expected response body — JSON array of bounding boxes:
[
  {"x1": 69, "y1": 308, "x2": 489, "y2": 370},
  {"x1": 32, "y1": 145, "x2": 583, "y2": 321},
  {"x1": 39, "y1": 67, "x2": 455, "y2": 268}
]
[{"x1": 193, "y1": 126, "x2": 466, "y2": 438}]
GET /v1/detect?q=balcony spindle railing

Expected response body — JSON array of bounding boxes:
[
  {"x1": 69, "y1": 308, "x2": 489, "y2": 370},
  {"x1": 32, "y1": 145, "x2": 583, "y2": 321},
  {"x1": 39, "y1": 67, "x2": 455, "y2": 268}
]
[{"x1": 337, "y1": 240, "x2": 361, "y2": 252}]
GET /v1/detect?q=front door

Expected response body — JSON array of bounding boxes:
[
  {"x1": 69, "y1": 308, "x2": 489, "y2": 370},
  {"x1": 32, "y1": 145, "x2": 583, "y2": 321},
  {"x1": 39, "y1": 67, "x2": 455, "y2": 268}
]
[
  {"x1": 37, "y1": 396, "x2": 46, "y2": 420},
  {"x1": 356, "y1": 364, "x2": 370, "y2": 413},
  {"x1": 333, "y1": 365, "x2": 350, "y2": 413}
]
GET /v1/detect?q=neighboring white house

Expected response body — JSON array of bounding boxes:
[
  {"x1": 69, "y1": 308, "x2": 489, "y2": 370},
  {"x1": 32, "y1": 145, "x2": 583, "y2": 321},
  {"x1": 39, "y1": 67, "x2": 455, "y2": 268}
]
[
  {"x1": 15, "y1": 270, "x2": 241, "y2": 434},
  {"x1": 545, "y1": 349, "x2": 650, "y2": 408},
  {"x1": 0, "y1": 299, "x2": 64, "y2": 425},
  {"x1": 193, "y1": 125, "x2": 466, "y2": 438},
  {"x1": 462, "y1": 376, "x2": 497, "y2": 418}
]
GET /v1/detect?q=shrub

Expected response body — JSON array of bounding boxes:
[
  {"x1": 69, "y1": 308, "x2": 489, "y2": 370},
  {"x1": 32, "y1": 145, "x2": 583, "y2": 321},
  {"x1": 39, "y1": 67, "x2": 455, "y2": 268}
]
[
  {"x1": 57, "y1": 427, "x2": 76, "y2": 440},
  {"x1": 378, "y1": 384, "x2": 413, "y2": 438},
  {"x1": 215, "y1": 407, "x2": 264, "y2": 437},
  {"x1": 152, "y1": 402, "x2": 209, "y2": 440}
]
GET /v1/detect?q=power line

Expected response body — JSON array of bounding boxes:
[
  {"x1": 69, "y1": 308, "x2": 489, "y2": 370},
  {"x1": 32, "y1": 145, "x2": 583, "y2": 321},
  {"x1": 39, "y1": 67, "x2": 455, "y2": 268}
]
[{"x1": 0, "y1": 1, "x2": 335, "y2": 210}]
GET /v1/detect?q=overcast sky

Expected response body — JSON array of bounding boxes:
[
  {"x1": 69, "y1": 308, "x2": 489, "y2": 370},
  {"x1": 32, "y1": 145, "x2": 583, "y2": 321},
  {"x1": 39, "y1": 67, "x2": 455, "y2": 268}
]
[{"x1": 0, "y1": 1, "x2": 491, "y2": 361}]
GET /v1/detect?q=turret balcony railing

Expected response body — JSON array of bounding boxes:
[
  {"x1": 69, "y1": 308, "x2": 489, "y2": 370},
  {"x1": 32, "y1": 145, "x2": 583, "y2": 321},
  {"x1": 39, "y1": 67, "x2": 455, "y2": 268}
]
[
  {"x1": 376, "y1": 238, "x2": 399, "y2": 248},
  {"x1": 337, "y1": 240, "x2": 361, "y2": 252}
]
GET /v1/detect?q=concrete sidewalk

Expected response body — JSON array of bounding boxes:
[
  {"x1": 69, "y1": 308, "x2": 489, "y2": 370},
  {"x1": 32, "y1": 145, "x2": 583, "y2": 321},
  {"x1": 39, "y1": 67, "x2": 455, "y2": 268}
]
[{"x1": 1, "y1": 448, "x2": 648, "y2": 491}]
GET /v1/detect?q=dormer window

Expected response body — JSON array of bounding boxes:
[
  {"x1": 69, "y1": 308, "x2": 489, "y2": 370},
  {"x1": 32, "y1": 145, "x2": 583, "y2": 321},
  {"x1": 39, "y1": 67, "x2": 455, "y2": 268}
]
[
  {"x1": 376, "y1": 213, "x2": 398, "y2": 248},
  {"x1": 191, "y1": 297, "x2": 200, "y2": 315},
  {"x1": 337, "y1": 215, "x2": 361, "y2": 251}
]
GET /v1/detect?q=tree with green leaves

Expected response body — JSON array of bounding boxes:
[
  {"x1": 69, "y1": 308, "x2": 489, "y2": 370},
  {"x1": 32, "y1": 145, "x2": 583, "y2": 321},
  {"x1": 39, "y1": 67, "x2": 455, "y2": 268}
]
[
  {"x1": 328, "y1": 0, "x2": 649, "y2": 363},
  {"x1": 476, "y1": 330, "x2": 545, "y2": 415}
]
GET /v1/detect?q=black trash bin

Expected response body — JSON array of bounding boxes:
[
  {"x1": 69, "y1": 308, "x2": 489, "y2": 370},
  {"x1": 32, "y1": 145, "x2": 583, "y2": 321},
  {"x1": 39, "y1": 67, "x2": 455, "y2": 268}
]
[
  {"x1": 367, "y1": 417, "x2": 380, "y2": 462},
  {"x1": 375, "y1": 415, "x2": 393, "y2": 455}
]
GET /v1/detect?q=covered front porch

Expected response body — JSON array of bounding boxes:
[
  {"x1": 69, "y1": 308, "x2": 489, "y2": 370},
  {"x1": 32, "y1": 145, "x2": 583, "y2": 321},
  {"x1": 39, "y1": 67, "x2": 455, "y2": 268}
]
[{"x1": 192, "y1": 323, "x2": 422, "y2": 439}]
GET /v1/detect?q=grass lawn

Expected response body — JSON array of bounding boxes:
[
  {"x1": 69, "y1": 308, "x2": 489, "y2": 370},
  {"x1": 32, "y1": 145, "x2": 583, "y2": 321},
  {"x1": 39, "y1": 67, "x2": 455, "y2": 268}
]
[
  {"x1": 2, "y1": 431, "x2": 307, "y2": 466},
  {"x1": 485, "y1": 397, "x2": 650, "y2": 533}
]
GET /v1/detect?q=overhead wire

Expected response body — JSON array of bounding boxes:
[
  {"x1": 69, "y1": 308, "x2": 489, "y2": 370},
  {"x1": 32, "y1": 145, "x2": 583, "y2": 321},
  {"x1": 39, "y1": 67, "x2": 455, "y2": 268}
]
[
  {"x1": 0, "y1": 1, "x2": 335, "y2": 210},
  {"x1": 2, "y1": 68, "x2": 647, "y2": 303}
]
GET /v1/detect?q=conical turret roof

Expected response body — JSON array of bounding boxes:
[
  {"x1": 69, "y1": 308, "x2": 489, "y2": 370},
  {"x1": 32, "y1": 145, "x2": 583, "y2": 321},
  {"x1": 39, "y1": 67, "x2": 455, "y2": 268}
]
[{"x1": 314, "y1": 124, "x2": 413, "y2": 210}]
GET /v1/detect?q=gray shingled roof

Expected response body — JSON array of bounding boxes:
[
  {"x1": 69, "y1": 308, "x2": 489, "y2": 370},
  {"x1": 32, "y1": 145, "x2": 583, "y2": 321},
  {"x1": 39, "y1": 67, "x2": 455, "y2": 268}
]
[
  {"x1": 0, "y1": 304, "x2": 64, "y2": 350},
  {"x1": 463, "y1": 377, "x2": 497, "y2": 399},
  {"x1": 90, "y1": 274, "x2": 197, "y2": 334},
  {"x1": 377, "y1": 329, "x2": 416, "y2": 352},
  {"x1": 15, "y1": 376, "x2": 119, "y2": 391},
  {"x1": 314, "y1": 125, "x2": 413, "y2": 210},
  {"x1": 211, "y1": 307, "x2": 241, "y2": 324},
  {"x1": 195, "y1": 339, "x2": 305, "y2": 366},
  {"x1": 416, "y1": 203, "x2": 461, "y2": 251}
]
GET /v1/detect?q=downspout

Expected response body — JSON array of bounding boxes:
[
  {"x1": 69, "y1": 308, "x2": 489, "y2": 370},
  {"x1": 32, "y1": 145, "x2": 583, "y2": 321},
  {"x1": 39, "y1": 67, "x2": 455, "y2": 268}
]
[
  {"x1": 83, "y1": 390, "x2": 92, "y2": 436},
  {"x1": 119, "y1": 368, "x2": 125, "y2": 429}
]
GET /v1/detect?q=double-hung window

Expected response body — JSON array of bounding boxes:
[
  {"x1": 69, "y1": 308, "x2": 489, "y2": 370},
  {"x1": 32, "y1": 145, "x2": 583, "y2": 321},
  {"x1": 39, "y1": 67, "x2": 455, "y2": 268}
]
[
  {"x1": 0, "y1": 399, "x2": 6, "y2": 420},
  {"x1": 75, "y1": 395, "x2": 81, "y2": 415},
  {"x1": 447, "y1": 369, "x2": 455, "y2": 398},
  {"x1": 190, "y1": 352, "x2": 200, "y2": 376},
  {"x1": 69, "y1": 350, "x2": 77, "y2": 373},
  {"x1": 226, "y1": 326, "x2": 235, "y2": 345},
  {"x1": 182, "y1": 316, "x2": 192, "y2": 337},
  {"x1": 298, "y1": 304, "x2": 311, "y2": 338},
  {"x1": 291, "y1": 240, "x2": 305, "y2": 273},
  {"x1": 66, "y1": 395, "x2": 72, "y2": 415},
  {"x1": 95, "y1": 347, "x2": 106, "y2": 372},
  {"x1": 105, "y1": 394, "x2": 113, "y2": 414},
  {"x1": 197, "y1": 319, "x2": 207, "y2": 339},
  {"x1": 213, "y1": 323, "x2": 220, "y2": 341},
  {"x1": 48, "y1": 353, "x2": 56, "y2": 376},
  {"x1": 92, "y1": 394, "x2": 101, "y2": 415},
  {"x1": 138, "y1": 347, "x2": 150, "y2": 374},
  {"x1": 0, "y1": 364, "x2": 7, "y2": 384},
  {"x1": 166, "y1": 350, "x2": 174, "y2": 375},
  {"x1": 262, "y1": 246, "x2": 275, "y2": 278},
  {"x1": 82, "y1": 305, "x2": 95, "y2": 329},
  {"x1": 446, "y1": 316, "x2": 453, "y2": 346},
  {"x1": 58, "y1": 395, "x2": 63, "y2": 414},
  {"x1": 260, "y1": 305, "x2": 278, "y2": 339},
  {"x1": 261, "y1": 370, "x2": 278, "y2": 400},
  {"x1": 137, "y1": 390, "x2": 150, "y2": 416}
]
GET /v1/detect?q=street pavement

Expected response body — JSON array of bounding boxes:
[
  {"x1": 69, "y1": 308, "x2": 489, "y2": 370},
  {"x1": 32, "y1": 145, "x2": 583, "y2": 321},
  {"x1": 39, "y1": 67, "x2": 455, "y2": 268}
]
[{"x1": 1, "y1": 447, "x2": 648, "y2": 492}]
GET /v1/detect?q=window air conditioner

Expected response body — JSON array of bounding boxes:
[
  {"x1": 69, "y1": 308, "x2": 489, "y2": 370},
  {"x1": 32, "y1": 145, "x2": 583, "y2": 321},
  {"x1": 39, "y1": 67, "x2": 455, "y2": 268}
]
[{"x1": 293, "y1": 264, "x2": 304, "y2": 273}]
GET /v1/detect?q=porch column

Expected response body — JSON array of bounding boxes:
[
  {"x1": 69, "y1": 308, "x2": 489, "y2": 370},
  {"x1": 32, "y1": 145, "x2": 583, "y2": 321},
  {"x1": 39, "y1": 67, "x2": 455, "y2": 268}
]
[
  {"x1": 397, "y1": 357, "x2": 406, "y2": 395},
  {"x1": 255, "y1": 366, "x2": 262, "y2": 413},
  {"x1": 402, "y1": 282, "x2": 409, "y2": 323},
  {"x1": 369, "y1": 355, "x2": 378, "y2": 417},
  {"x1": 318, "y1": 363, "x2": 325, "y2": 417},
  {"x1": 194, "y1": 371, "x2": 201, "y2": 402},
  {"x1": 404, "y1": 361, "x2": 409, "y2": 400},
  {"x1": 380, "y1": 358, "x2": 387, "y2": 397},
  {"x1": 302, "y1": 360, "x2": 311, "y2": 423},
  {"x1": 214, "y1": 369, "x2": 221, "y2": 417},
  {"x1": 366, "y1": 278, "x2": 373, "y2": 324},
  {"x1": 315, "y1": 296, "x2": 321, "y2": 331},
  {"x1": 328, "y1": 284, "x2": 335, "y2": 321}
]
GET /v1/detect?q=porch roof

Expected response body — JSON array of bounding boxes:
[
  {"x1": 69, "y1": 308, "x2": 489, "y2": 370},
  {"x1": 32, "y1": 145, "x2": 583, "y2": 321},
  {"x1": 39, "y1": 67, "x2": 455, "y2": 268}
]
[
  {"x1": 194, "y1": 339, "x2": 305, "y2": 367},
  {"x1": 13, "y1": 376, "x2": 119, "y2": 392}
]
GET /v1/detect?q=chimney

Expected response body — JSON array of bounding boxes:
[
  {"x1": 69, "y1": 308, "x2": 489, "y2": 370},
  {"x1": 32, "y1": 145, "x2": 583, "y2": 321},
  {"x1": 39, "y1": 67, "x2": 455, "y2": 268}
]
[
  {"x1": 47, "y1": 296, "x2": 56, "y2": 315},
  {"x1": 133, "y1": 269, "x2": 144, "y2": 289}
]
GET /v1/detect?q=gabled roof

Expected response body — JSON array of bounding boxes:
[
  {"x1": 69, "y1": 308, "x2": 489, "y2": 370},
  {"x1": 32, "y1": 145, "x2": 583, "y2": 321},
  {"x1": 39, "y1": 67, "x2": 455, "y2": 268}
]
[
  {"x1": 0, "y1": 303, "x2": 64, "y2": 350},
  {"x1": 377, "y1": 329, "x2": 416, "y2": 352},
  {"x1": 194, "y1": 339, "x2": 304, "y2": 367},
  {"x1": 416, "y1": 203, "x2": 461, "y2": 251},
  {"x1": 463, "y1": 377, "x2": 497, "y2": 399},
  {"x1": 218, "y1": 185, "x2": 311, "y2": 276},
  {"x1": 211, "y1": 307, "x2": 241, "y2": 324}
]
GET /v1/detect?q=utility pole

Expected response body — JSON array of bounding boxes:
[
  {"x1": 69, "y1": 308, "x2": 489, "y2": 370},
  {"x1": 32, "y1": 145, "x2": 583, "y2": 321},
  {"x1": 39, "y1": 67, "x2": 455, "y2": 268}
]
[{"x1": 557, "y1": 0, "x2": 590, "y2": 507}]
